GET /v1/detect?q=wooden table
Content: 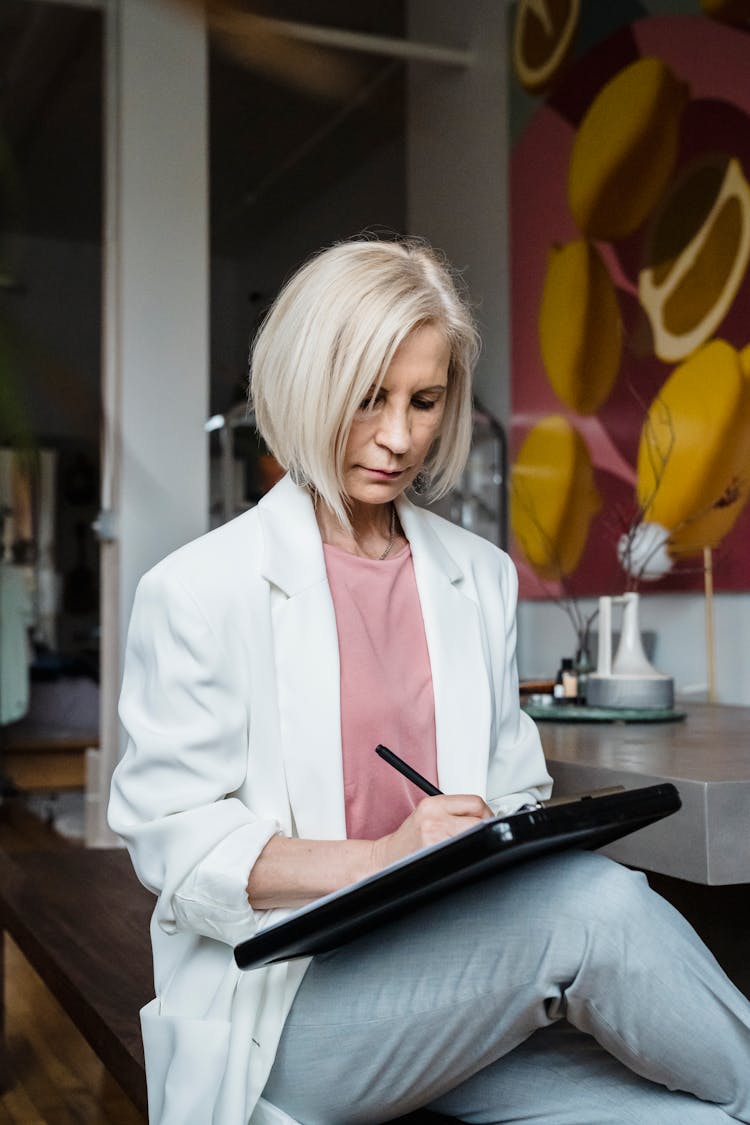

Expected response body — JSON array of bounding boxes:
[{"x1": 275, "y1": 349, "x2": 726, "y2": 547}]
[{"x1": 538, "y1": 702, "x2": 750, "y2": 885}]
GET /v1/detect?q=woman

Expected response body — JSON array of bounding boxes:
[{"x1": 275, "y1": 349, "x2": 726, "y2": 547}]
[{"x1": 109, "y1": 239, "x2": 750, "y2": 1125}]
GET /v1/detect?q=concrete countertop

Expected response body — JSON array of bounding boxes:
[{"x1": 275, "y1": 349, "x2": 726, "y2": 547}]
[{"x1": 537, "y1": 703, "x2": 750, "y2": 885}]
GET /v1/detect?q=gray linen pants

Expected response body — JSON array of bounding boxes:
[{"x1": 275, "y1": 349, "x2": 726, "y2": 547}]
[{"x1": 262, "y1": 851, "x2": 750, "y2": 1124}]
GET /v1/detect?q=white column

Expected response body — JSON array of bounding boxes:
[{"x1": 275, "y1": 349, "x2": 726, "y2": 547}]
[
  {"x1": 89, "y1": 0, "x2": 209, "y2": 845},
  {"x1": 406, "y1": 0, "x2": 509, "y2": 422}
]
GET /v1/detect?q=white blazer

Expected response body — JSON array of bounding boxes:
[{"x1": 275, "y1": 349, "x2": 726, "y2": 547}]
[{"x1": 108, "y1": 474, "x2": 551, "y2": 1125}]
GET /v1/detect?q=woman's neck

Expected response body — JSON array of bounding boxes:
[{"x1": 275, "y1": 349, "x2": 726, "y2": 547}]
[{"x1": 316, "y1": 500, "x2": 403, "y2": 560}]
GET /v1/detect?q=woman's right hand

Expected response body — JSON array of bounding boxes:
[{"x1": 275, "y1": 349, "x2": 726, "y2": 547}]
[
  {"x1": 247, "y1": 794, "x2": 493, "y2": 910},
  {"x1": 370, "y1": 794, "x2": 493, "y2": 872}
]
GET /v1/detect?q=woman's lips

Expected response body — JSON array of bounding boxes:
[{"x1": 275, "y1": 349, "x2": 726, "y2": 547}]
[{"x1": 359, "y1": 466, "x2": 404, "y2": 479}]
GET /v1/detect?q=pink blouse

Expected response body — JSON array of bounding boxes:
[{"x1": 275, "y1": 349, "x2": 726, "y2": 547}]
[{"x1": 322, "y1": 543, "x2": 439, "y2": 840}]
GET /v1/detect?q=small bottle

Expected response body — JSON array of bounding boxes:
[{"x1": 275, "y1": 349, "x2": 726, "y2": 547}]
[
  {"x1": 554, "y1": 657, "x2": 578, "y2": 703},
  {"x1": 562, "y1": 658, "x2": 578, "y2": 702}
]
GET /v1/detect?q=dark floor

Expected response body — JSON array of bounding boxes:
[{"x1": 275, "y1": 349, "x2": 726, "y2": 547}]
[{"x1": 0, "y1": 795, "x2": 146, "y2": 1125}]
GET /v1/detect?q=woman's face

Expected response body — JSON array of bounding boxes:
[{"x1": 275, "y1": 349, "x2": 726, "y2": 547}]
[{"x1": 342, "y1": 323, "x2": 451, "y2": 510}]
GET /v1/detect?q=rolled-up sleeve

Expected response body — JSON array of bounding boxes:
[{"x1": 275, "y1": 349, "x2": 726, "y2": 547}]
[{"x1": 108, "y1": 566, "x2": 279, "y2": 946}]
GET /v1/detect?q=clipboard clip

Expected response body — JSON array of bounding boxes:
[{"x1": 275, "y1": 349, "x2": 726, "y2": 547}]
[{"x1": 541, "y1": 785, "x2": 625, "y2": 809}]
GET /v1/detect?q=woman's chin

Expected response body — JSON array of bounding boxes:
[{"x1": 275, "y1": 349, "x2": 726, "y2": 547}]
[{"x1": 345, "y1": 470, "x2": 414, "y2": 505}]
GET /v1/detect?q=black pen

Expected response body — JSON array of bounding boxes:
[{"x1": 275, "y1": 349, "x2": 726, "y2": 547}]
[
  {"x1": 376, "y1": 745, "x2": 620, "y2": 813},
  {"x1": 375, "y1": 744, "x2": 442, "y2": 796}
]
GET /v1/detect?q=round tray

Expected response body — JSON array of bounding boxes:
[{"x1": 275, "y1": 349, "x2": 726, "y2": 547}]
[{"x1": 522, "y1": 703, "x2": 687, "y2": 724}]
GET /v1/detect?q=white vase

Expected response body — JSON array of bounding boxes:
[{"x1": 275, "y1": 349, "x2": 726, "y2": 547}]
[
  {"x1": 612, "y1": 592, "x2": 661, "y2": 677},
  {"x1": 587, "y1": 592, "x2": 674, "y2": 709}
]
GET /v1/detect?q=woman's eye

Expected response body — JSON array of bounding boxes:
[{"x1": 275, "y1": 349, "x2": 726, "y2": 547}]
[
  {"x1": 413, "y1": 397, "x2": 437, "y2": 411},
  {"x1": 358, "y1": 392, "x2": 383, "y2": 411}
]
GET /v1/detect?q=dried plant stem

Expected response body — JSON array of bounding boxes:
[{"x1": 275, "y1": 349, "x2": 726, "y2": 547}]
[{"x1": 703, "y1": 546, "x2": 716, "y2": 703}]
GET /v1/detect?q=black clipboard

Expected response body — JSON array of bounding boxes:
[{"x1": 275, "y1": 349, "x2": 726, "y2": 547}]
[{"x1": 234, "y1": 784, "x2": 680, "y2": 971}]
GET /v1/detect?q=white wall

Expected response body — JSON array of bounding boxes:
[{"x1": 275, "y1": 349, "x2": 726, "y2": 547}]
[
  {"x1": 406, "y1": 0, "x2": 510, "y2": 422},
  {"x1": 93, "y1": 0, "x2": 211, "y2": 845},
  {"x1": 518, "y1": 593, "x2": 750, "y2": 706}
]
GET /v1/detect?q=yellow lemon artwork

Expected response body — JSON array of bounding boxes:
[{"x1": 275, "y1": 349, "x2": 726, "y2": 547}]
[
  {"x1": 636, "y1": 338, "x2": 750, "y2": 556},
  {"x1": 639, "y1": 154, "x2": 750, "y2": 363},
  {"x1": 568, "y1": 57, "x2": 689, "y2": 241},
  {"x1": 511, "y1": 415, "x2": 602, "y2": 579},
  {"x1": 538, "y1": 239, "x2": 622, "y2": 415}
]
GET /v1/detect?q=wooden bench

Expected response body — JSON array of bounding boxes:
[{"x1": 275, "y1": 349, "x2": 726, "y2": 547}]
[
  {"x1": 1, "y1": 672, "x2": 100, "y2": 793},
  {"x1": 0, "y1": 847, "x2": 452, "y2": 1123},
  {"x1": 0, "y1": 849, "x2": 151, "y2": 1115},
  {"x1": 0, "y1": 725, "x2": 98, "y2": 791}
]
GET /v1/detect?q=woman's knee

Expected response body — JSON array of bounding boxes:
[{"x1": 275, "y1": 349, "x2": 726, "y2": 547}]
[
  {"x1": 523, "y1": 850, "x2": 660, "y2": 953},
  {"x1": 528, "y1": 850, "x2": 649, "y2": 915},
  {"x1": 573, "y1": 851, "x2": 649, "y2": 908}
]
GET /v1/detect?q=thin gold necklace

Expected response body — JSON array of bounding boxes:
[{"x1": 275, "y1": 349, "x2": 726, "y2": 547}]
[{"x1": 378, "y1": 505, "x2": 397, "y2": 561}]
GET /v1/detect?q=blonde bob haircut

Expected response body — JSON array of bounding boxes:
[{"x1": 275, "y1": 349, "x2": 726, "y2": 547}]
[{"x1": 250, "y1": 237, "x2": 480, "y2": 527}]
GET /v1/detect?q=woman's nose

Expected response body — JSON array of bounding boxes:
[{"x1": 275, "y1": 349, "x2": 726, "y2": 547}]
[{"x1": 376, "y1": 406, "x2": 410, "y2": 453}]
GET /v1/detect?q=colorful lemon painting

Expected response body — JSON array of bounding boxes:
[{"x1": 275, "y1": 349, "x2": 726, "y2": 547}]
[{"x1": 509, "y1": 1, "x2": 750, "y2": 597}]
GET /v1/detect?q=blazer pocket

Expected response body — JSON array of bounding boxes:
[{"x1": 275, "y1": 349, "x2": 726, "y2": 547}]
[{"x1": 141, "y1": 998, "x2": 231, "y2": 1125}]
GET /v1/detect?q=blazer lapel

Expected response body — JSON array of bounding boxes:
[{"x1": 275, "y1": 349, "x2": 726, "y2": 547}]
[
  {"x1": 396, "y1": 497, "x2": 493, "y2": 799},
  {"x1": 257, "y1": 477, "x2": 347, "y2": 841}
]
